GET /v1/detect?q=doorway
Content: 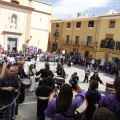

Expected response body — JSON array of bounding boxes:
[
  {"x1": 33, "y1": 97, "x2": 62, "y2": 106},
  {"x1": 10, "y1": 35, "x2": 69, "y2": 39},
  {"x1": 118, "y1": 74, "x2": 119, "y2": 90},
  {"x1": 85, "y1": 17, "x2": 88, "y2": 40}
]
[
  {"x1": 85, "y1": 51, "x2": 89, "y2": 58},
  {"x1": 7, "y1": 38, "x2": 17, "y2": 52}
]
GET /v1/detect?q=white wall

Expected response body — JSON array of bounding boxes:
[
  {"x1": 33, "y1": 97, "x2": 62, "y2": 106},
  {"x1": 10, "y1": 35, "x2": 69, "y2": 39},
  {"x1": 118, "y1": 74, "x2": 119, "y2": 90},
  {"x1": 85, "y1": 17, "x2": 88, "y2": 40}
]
[
  {"x1": 32, "y1": 1, "x2": 52, "y2": 14},
  {"x1": 0, "y1": 7, "x2": 27, "y2": 51}
]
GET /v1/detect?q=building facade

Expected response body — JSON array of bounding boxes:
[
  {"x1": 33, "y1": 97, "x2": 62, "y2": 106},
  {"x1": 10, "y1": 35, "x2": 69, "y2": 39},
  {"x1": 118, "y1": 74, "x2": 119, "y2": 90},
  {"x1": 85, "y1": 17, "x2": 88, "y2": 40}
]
[
  {"x1": 49, "y1": 11, "x2": 120, "y2": 61},
  {"x1": 0, "y1": 0, "x2": 52, "y2": 53}
]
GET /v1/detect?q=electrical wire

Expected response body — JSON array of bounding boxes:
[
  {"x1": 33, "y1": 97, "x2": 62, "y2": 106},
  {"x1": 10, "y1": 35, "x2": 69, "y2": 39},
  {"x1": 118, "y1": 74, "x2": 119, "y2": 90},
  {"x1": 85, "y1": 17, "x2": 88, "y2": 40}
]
[{"x1": 0, "y1": 93, "x2": 19, "y2": 111}]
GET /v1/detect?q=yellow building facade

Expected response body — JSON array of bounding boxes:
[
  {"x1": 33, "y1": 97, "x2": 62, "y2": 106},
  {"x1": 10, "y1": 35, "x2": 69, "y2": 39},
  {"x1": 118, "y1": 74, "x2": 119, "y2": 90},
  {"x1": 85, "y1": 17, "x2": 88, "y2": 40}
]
[{"x1": 49, "y1": 12, "x2": 120, "y2": 61}]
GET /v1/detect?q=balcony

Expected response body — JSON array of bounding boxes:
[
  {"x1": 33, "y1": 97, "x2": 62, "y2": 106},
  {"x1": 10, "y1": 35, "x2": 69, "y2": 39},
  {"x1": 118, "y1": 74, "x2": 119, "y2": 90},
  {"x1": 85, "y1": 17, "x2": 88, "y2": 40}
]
[
  {"x1": 72, "y1": 42, "x2": 80, "y2": 46},
  {"x1": 53, "y1": 32, "x2": 59, "y2": 37},
  {"x1": 100, "y1": 39, "x2": 115, "y2": 50},
  {"x1": 64, "y1": 40, "x2": 70, "y2": 45},
  {"x1": 52, "y1": 42, "x2": 58, "y2": 49}
]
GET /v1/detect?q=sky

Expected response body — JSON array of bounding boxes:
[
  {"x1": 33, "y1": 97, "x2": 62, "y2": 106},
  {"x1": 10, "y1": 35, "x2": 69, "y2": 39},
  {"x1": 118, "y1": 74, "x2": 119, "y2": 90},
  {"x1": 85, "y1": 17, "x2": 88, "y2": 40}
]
[{"x1": 42, "y1": 0, "x2": 120, "y2": 18}]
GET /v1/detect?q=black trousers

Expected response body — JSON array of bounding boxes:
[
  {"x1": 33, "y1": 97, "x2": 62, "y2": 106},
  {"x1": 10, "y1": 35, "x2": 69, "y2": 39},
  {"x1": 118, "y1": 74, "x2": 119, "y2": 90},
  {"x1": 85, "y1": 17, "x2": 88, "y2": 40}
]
[
  {"x1": 83, "y1": 76, "x2": 89, "y2": 83},
  {"x1": 19, "y1": 87, "x2": 25, "y2": 102},
  {"x1": 37, "y1": 99, "x2": 48, "y2": 120}
]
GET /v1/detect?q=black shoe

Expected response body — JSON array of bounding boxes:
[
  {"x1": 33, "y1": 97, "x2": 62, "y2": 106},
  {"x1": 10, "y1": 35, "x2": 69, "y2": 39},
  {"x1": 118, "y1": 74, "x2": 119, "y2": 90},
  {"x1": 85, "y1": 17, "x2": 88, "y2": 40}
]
[{"x1": 82, "y1": 81, "x2": 85, "y2": 83}]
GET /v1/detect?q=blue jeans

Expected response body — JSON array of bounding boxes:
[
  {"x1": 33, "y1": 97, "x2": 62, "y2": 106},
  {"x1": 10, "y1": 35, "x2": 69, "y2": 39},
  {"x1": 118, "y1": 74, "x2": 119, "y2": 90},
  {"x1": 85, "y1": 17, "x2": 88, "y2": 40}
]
[
  {"x1": 11, "y1": 99, "x2": 16, "y2": 119},
  {"x1": 1, "y1": 97, "x2": 15, "y2": 120}
]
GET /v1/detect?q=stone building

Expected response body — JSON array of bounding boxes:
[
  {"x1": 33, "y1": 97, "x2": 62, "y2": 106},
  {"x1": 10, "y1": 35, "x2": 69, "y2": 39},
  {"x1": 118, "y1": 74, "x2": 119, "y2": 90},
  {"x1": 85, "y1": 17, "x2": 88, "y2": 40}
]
[
  {"x1": 0, "y1": 0, "x2": 52, "y2": 52},
  {"x1": 49, "y1": 10, "x2": 120, "y2": 61}
]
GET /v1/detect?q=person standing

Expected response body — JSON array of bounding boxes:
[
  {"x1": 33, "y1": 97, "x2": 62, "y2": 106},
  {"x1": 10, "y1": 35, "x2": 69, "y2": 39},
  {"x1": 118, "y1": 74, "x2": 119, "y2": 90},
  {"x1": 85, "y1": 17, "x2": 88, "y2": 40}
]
[
  {"x1": 46, "y1": 71, "x2": 55, "y2": 90},
  {"x1": 36, "y1": 78, "x2": 52, "y2": 120},
  {"x1": 18, "y1": 61, "x2": 27, "y2": 103},
  {"x1": 84, "y1": 80, "x2": 101, "y2": 120},
  {"x1": 90, "y1": 71, "x2": 104, "y2": 85},
  {"x1": 98, "y1": 77, "x2": 120, "y2": 117},
  {"x1": 36, "y1": 63, "x2": 54, "y2": 86},
  {"x1": 44, "y1": 84, "x2": 85, "y2": 120},
  {"x1": 28, "y1": 64, "x2": 36, "y2": 92},
  {"x1": 0, "y1": 66, "x2": 19, "y2": 120},
  {"x1": 83, "y1": 65, "x2": 91, "y2": 83}
]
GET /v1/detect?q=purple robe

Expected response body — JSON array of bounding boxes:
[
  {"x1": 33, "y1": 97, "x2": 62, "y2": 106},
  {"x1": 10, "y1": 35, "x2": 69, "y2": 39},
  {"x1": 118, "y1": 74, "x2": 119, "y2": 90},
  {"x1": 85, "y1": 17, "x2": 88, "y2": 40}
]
[
  {"x1": 44, "y1": 90, "x2": 85, "y2": 120},
  {"x1": 98, "y1": 93, "x2": 120, "y2": 116}
]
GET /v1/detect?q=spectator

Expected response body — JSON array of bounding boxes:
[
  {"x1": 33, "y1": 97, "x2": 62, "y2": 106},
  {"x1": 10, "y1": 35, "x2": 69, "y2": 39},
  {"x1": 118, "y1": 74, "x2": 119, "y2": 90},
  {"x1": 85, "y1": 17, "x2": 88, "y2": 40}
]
[
  {"x1": 83, "y1": 65, "x2": 91, "y2": 83},
  {"x1": 98, "y1": 77, "x2": 120, "y2": 116},
  {"x1": 44, "y1": 84, "x2": 85, "y2": 120},
  {"x1": 93, "y1": 107, "x2": 115, "y2": 120}
]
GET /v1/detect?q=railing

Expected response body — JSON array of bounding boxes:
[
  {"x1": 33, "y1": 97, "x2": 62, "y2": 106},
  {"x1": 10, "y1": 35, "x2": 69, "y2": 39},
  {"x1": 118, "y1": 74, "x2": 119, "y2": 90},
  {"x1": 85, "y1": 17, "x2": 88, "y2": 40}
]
[
  {"x1": 100, "y1": 39, "x2": 115, "y2": 50},
  {"x1": 52, "y1": 43, "x2": 58, "y2": 49}
]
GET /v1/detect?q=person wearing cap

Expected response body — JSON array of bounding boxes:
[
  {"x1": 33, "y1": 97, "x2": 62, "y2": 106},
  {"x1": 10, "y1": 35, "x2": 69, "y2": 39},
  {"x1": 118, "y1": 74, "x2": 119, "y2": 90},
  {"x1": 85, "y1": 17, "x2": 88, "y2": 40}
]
[{"x1": 90, "y1": 71, "x2": 104, "y2": 85}]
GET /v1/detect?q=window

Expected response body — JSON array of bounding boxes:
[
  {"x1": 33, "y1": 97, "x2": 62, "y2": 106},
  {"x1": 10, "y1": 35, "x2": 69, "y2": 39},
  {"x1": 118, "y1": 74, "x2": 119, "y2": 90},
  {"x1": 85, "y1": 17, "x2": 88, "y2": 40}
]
[
  {"x1": 87, "y1": 36, "x2": 92, "y2": 46},
  {"x1": 109, "y1": 20, "x2": 115, "y2": 28},
  {"x1": 67, "y1": 22, "x2": 71, "y2": 28},
  {"x1": 88, "y1": 21, "x2": 94, "y2": 27},
  {"x1": 65, "y1": 35, "x2": 70, "y2": 44},
  {"x1": 74, "y1": 36, "x2": 79, "y2": 45},
  {"x1": 76, "y1": 22, "x2": 81, "y2": 28},
  {"x1": 56, "y1": 23, "x2": 59, "y2": 27}
]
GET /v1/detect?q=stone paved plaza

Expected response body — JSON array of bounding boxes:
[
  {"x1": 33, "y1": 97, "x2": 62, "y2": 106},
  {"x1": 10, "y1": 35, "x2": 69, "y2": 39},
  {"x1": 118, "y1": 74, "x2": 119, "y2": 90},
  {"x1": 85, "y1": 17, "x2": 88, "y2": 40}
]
[{"x1": 18, "y1": 61, "x2": 115, "y2": 120}]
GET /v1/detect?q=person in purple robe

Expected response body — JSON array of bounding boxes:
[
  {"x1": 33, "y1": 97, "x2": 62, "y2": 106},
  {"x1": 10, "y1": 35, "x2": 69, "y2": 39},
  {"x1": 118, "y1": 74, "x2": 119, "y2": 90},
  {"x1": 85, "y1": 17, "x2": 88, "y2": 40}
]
[
  {"x1": 44, "y1": 84, "x2": 85, "y2": 120},
  {"x1": 98, "y1": 77, "x2": 120, "y2": 117}
]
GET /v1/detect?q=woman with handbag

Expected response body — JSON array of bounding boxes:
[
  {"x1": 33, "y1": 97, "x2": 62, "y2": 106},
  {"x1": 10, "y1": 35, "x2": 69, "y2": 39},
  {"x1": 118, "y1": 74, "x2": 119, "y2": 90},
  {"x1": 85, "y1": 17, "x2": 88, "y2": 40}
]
[{"x1": 44, "y1": 83, "x2": 85, "y2": 120}]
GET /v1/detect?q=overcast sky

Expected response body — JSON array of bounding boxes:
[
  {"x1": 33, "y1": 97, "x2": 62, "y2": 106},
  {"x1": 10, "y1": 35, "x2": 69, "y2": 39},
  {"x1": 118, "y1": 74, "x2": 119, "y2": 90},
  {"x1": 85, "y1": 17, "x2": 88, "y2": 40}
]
[{"x1": 42, "y1": 0, "x2": 120, "y2": 18}]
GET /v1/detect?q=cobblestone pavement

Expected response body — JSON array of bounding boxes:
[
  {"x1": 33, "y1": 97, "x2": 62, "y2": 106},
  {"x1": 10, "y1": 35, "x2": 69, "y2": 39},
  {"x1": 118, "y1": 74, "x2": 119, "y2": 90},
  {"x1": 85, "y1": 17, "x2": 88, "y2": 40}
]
[{"x1": 18, "y1": 62, "x2": 115, "y2": 120}]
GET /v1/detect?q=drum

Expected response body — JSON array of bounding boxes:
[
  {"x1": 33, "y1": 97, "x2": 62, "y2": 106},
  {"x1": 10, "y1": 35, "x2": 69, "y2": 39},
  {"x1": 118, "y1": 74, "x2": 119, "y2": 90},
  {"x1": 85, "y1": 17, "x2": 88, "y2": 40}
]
[
  {"x1": 54, "y1": 76, "x2": 65, "y2": 84},
  {"x1": 105, "y1": 82, "x2": 114, "y2": 95},
  {"x1": 21, "y1": 78, "x2": 31, "y2": 89},
  {"x1": 49, "y1": 88, "x2": 87, "y2": 114}
]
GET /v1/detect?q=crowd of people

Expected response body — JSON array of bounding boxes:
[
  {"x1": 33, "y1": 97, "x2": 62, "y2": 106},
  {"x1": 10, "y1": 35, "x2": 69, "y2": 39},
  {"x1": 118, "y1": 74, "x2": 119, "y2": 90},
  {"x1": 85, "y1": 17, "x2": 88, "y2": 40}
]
[{"x1": 0, "y1": 51, "x2": 120, "y2": 120}]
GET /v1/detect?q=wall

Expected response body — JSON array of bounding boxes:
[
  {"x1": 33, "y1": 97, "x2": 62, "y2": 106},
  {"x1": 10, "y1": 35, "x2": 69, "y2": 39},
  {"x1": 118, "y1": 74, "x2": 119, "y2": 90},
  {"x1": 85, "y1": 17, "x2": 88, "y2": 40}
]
[
  {"x1": 0, "y1": 6, "x2": 27, "y2": 51},
  {"x1": 29, "y1": 1, "x2": 52, "y2": 52},
  {"x1": 97, "y1": 17, "x2": 120, "y2": 49},
  {"x1": 32, "y1": 1, "x2": 51, "y2": 14}
]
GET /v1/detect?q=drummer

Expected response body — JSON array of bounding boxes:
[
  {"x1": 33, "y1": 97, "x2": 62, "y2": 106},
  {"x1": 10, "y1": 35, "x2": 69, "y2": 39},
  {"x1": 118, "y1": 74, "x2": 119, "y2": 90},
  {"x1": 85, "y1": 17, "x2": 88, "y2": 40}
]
[
  {"x1": 44, "y1": 83, "x2": 85, "y2": 120},
  {"x1": 46, "y1": 71, "x2": 55, "y2": 90},
  {"x1": 36, "y1": 63, "x2": 54, "y2": 85},
  {"x1": 56, "y1": 63, "x2": 66, "y2": 78},
  {"x1": 18, "y1": 61, "x2": 27, "y2": 103}
]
